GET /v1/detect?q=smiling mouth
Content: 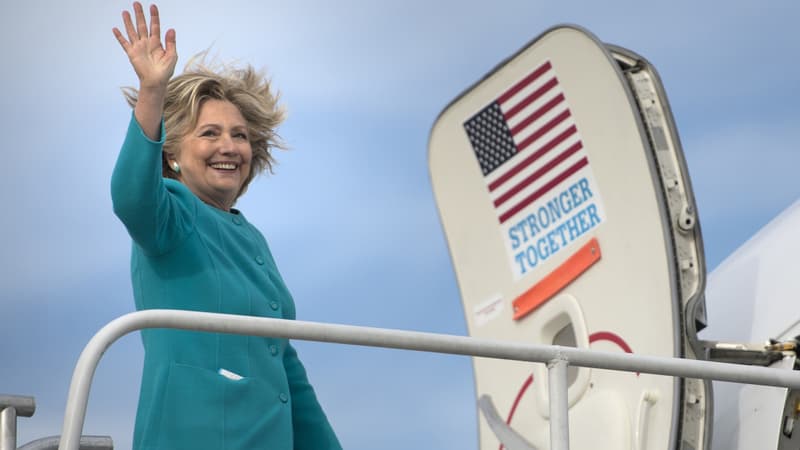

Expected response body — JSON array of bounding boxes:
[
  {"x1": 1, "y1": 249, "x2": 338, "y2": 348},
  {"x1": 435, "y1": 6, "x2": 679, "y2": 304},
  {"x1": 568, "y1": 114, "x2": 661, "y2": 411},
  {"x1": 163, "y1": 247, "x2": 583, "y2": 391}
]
[{"x1": 209, "y1": 162, "x2": 239, "y2": 171}]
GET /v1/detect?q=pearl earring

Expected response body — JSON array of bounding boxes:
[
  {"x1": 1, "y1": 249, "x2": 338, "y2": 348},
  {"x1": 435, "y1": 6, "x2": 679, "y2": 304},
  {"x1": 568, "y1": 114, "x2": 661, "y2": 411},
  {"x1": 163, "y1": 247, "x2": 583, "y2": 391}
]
[{"x1": 171, "y1": 162, "x2": 181, "y2": 173}]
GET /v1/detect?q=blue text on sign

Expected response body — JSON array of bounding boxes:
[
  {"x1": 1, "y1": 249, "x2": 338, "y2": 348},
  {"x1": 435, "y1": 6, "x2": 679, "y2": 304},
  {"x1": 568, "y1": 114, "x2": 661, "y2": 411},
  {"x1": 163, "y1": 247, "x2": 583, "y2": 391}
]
[{"x1": 507, "y1": 177, "x2": 601, "y2": 275}]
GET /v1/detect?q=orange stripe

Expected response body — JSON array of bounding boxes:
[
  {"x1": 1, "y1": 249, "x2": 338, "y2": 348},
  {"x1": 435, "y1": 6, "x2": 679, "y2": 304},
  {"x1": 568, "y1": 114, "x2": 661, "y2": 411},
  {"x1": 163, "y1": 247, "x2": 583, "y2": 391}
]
[{"x1": 512, "y1": 237, "x2": 601, "y2": 320}]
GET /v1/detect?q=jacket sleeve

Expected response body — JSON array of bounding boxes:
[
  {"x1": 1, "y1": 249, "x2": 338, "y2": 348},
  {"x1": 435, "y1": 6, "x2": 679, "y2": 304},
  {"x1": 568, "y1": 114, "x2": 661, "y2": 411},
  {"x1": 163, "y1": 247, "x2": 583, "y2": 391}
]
[
  {"x1": 110, "y1": 113, "x2": 196, "y2": 255},
  {"x1": 284, "y1": 343, "x2": 342, "y2": 450}
]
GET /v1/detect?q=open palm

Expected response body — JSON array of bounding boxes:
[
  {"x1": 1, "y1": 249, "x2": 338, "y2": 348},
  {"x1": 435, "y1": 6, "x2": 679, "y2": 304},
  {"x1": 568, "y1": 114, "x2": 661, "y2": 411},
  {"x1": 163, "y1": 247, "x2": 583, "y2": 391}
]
[{"x1": 113, "y1": 2, "x2": 177, "y2": 89}]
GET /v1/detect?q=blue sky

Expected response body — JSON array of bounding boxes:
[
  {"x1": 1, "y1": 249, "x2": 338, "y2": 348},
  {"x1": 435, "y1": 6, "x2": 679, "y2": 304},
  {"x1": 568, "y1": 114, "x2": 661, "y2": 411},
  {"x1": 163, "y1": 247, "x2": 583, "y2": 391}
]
[{"x1": 1, "y1": 1, "x2": 798, "y2": 449}]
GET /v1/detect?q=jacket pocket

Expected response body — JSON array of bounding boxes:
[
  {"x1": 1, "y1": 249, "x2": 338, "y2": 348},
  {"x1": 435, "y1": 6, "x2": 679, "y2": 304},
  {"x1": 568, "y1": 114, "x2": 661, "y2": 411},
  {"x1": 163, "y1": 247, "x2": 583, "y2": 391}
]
[
  {"x1": 156, "y1": 363, "x2": 224, "y2": 449},
  {"x1": 156, "y1": 362, "x2": 292, "y2": 449}
]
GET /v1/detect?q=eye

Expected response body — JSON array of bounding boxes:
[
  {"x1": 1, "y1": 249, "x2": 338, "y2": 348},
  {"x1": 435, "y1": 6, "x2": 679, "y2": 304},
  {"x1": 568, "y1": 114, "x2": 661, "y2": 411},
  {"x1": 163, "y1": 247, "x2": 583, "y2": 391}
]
[{"x1": 200, "y1": 129, "x2": 217, "y2": 137}]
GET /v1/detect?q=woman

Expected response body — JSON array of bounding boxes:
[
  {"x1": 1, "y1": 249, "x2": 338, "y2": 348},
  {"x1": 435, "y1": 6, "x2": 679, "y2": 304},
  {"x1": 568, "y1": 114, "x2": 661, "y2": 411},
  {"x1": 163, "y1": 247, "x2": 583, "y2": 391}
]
[{"x1": 111, "y1": 3, "x2": 342, "y2": 449}]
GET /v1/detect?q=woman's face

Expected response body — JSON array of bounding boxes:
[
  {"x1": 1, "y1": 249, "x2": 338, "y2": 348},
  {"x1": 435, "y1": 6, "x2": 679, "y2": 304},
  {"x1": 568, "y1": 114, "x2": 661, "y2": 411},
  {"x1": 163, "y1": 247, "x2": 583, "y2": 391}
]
[{"x1": 173, "y1": 99, "x2": 253, "y2": 210}]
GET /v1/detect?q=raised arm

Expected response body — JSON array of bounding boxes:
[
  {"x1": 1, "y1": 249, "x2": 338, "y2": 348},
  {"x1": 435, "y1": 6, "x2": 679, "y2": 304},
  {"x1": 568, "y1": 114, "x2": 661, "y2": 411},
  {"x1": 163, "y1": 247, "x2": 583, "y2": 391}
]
[
  {"x1": 112, "y1": 2, "x2": 177, "y2": 139},
  {"x1": 111, "y1": 3, "x2": 193, "y2": 254}
]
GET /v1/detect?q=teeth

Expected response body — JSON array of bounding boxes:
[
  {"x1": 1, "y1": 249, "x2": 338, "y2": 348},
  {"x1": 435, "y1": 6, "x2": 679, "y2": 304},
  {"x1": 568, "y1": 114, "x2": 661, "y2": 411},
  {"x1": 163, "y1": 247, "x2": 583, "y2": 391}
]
[{"x1": 211, "y1": 163, "x2": 237, "y2": 170}]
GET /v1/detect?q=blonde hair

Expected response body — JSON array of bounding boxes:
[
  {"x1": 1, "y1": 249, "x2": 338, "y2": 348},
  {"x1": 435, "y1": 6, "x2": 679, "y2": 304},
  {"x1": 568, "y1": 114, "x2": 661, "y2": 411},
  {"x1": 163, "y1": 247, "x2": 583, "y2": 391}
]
[{"x1": 124, "y1": 56, "x2": 286, "y2": 199}]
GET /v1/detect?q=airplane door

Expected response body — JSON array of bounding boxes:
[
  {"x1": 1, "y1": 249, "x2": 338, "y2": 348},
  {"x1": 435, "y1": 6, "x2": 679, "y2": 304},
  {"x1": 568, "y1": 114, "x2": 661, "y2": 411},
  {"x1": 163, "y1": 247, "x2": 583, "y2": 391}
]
[{"x1": 428, "y1": 26, "x2": 710, "y2": 450}]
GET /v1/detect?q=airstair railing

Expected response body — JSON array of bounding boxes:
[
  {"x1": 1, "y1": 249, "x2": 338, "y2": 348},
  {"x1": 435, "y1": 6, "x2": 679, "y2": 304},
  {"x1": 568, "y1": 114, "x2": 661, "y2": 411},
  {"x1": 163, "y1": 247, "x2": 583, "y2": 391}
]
[
  {"x1": 58, "y1": 309, "x2": 800, "y2": 450},
  {"x1": 0, "y1": 396, "x2": 112, "y2": 450},
  {"x1": 0, "y1": 395, "x2": 34, "y2": 450},
  {"x1": 18, "y1": 436, "x2": 112, "y2": 450}
]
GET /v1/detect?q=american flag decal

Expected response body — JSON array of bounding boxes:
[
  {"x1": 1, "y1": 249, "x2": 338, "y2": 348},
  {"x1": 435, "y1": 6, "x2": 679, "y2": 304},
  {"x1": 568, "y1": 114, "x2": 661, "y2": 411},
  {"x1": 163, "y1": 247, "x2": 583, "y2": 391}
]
[{"x1": 464, "y1": 60, "x2": 589, "y2": 224}]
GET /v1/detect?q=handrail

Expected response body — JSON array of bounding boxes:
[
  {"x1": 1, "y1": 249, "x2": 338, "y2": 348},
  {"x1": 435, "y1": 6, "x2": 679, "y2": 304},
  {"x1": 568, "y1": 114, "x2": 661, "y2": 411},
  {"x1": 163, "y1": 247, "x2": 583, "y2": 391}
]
[
  {"x1": 0, "y1": 395, "x2": 36, "y2": 450},
  {"x1": 59, "y1": 309, "x2": 800, "y2": 450},
  {"x1": 0, "y1": 396, "x2": 35, "y2": 418},
  {"x1": 19, "y1": 436, "x2": 113, "y2": 450}
]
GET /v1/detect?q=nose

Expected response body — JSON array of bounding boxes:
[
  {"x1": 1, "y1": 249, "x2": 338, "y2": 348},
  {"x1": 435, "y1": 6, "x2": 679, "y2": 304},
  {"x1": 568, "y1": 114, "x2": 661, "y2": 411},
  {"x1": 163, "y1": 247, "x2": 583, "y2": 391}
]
[{"x1": 219, "y1": 133, "x2": 238, "y2": 154}]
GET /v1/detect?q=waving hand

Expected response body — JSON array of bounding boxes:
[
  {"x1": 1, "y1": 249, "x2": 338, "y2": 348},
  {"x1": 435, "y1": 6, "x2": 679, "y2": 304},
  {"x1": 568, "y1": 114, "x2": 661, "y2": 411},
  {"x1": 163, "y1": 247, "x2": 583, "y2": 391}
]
[{"x1": 113, "y1": 2, "x2": 177, "y2": 139}]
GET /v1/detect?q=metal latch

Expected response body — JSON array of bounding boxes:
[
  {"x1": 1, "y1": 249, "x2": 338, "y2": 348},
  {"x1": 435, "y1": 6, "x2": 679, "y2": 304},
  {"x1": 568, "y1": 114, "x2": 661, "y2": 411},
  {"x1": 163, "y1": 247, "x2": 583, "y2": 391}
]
[{"x1": 702, "y1": 339, "x2": 798, "y2": 367}]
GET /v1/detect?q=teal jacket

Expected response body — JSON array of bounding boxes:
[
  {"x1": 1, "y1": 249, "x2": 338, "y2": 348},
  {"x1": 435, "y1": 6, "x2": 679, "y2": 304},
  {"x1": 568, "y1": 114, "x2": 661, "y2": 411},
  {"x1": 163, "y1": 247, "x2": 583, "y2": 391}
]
[{"x1": 111, "y1": 115, "x2": 341, "y2": 450}]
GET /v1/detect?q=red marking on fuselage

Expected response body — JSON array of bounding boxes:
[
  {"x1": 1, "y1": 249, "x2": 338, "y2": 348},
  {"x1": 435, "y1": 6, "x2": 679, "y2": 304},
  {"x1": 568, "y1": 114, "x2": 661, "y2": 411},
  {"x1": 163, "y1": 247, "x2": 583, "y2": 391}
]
[
  {"x1": 499, "y1": 374, "x2": 534, "y2": 450},
  {"x1": 590, "y1": 331, "x2": 638, "y2": 375},
  {"x1": 589, "y1": 331, "x2": 633, "y2": 353}
]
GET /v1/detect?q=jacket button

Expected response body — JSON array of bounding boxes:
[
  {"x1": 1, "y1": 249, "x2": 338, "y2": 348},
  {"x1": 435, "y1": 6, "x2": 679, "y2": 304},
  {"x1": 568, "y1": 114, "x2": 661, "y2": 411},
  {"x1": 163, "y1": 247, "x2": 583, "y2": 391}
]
[
  {"x1": 270, "y1": 301, "x2": 279, "y2": 311},
  {"x1": 270, "y1": 344, "x2": 278, "y2": 355},
  {"x1": 255, "y1": 255, "x2": 264, "y2": 265},
  {"x1": 279, "y1": 393, "x2": 288, "y2": 403}
]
